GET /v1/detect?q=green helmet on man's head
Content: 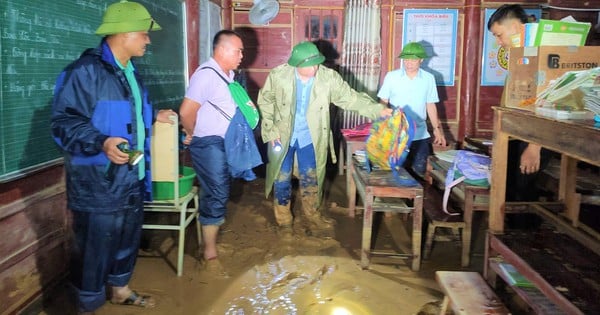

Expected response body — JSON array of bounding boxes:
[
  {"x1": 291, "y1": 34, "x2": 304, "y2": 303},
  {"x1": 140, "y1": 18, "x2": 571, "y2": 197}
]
[
  {"x1": 287, "y1": 42, "x2": 325, "y2": 67},
  {"x1": 95, "y1": 0, "x2": 161, "y2": 36},
  {"x1": 398, "y1": 42, "x2": 428, "y2": 59}
]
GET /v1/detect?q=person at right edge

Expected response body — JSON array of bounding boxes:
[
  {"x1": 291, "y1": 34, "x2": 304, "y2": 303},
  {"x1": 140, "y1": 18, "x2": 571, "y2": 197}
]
[
  {"x1": 257, "y1": 42, "x2": 392, "y2": 239},
  {"x1": 488, "y1": 4, "x2": 553, "y2": 203}
]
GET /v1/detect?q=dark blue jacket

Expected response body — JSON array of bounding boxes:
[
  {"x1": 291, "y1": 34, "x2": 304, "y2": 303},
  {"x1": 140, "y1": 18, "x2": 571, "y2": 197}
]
[{"x1": 51, "y1": 40, "x2": 154, "y2": 212}]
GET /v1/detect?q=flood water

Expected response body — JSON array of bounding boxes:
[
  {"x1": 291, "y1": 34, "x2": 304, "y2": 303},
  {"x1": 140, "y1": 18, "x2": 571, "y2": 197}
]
[{"x1": 35, "y1": 175, "x2": 481, "y2": 315}]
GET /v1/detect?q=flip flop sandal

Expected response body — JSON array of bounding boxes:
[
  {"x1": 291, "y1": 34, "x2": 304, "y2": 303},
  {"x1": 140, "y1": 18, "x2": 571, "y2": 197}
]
[{"x1": 111, "y1": 290, "x2": 155, "y2": 308}]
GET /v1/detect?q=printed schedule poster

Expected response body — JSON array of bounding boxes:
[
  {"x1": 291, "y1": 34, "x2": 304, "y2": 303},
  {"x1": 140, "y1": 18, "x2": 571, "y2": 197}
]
[
  {"x1": 481, "y1": 8, "x2": 542, "y2": 86},
  {"x1": 403, "y1": 9, "x2": 458, "y2": 86}
]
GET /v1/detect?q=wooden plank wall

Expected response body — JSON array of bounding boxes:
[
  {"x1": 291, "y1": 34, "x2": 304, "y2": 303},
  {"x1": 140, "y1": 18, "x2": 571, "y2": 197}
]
[{"x1": 0, "y1": 166, "x2": 67, "y2": 315}]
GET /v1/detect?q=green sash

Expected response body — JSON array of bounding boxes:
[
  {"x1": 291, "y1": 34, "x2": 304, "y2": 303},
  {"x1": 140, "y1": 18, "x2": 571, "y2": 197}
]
[{"x1": 201, "y1": 67, "x2": 259, "y2": 129}]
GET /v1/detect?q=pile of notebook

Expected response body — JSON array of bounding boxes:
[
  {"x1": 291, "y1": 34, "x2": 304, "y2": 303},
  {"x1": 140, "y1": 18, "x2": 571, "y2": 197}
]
[{"x1": 535, "y1": 67, "x2": 599, "y2": 120}]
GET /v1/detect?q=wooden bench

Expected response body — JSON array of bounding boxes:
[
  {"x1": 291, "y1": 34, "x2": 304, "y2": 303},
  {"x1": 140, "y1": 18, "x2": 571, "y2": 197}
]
[
  {"x1": 436, "y1": 271, "x2": 510, "y2": 315},
  {"x1": 427, "y1": 155, "x2": 490, "y2": 266},
  {"x1": 348, "y1": 157, "x2": 423, "y2": 271},
  {"x1": 423, "y1": 185, "x2": 468, "y2": 267}
]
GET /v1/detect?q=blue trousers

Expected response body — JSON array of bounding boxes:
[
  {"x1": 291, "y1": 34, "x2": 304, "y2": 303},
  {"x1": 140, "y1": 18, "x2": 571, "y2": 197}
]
[
  {"x1": 274, "y1": 141, "x2": 318, "y2": 207},
  {"x1": 405, "y1": 138, "x2": 431, "y2": 177},
  {"x1": 189, "y1": 136, "x2": 230, "y2": 226},
  {"x1": 69, "y1": 187, "x2": 144, "y2": 312}
]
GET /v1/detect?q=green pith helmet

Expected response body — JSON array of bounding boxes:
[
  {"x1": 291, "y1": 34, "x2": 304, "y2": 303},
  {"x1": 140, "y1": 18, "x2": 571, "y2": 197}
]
[
  {"x1": 287, "y1": 42, "x2": 325, "y2": 67},
  {"x1": 95, "y1": 0, "x2": 162, "y2": 36},
  {"x1": 399, "y1": 42, "x2": 428, "y2": 59}
]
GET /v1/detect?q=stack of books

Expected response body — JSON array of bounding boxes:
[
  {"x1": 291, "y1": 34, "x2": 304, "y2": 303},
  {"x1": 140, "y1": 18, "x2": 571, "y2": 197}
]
[
  {"x1": 511, "y1": 17, "x2": 591, "y2": 48},
  {"x1": 581, "y1": 85, "x2": 600, "y2": 119},
  {"x1": 535, "y1": 67, "x2": 599, "y2": 119},
  {"x1": 498, "y1": 262, "x2": 535, "y2": 288}
]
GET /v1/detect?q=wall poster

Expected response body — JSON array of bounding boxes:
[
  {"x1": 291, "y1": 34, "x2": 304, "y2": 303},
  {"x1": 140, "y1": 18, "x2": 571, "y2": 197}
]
[{"x1": 402, "y1": 9, "x2": 459, "y2": 86}]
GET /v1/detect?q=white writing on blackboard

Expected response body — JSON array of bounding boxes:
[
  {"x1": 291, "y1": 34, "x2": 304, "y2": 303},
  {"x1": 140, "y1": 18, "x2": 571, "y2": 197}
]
[
  {"x1": 7, "y1": 80, "x2": 54, "y2": 99},
  {"x1": 4, "y1": 9, "x2": 95, "y2": 34},
  {"x1": 75, "y1": 0, "x2": 107, "y2": 15},
  {"x1": 9, "y1": 47, "x2": 81, "y2": 65}
]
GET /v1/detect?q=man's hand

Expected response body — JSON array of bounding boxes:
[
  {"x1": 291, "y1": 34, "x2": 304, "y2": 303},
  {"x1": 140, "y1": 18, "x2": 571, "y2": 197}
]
[
  {"x1": 520, "y1": 143, "x2": 541, "y2": 174},
  {"x1": 157, "y1": 109, "x2": 176, "y2": 124},
  {"x1": 379, "y1": 108, "x2": 393, "y2": 118},
  {"x1": 103, "y1": 137, "x2": 129, "y2": 164},
  {"x1": 432, "y1": 127, "x2": 447, "y2": 147},
  {"x1": 182, "y1": 128, "x2": 192, "y2": 146}
]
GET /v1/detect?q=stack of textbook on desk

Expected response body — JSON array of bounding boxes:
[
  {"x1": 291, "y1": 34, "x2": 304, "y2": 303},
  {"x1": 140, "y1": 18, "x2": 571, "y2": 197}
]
[
  {"x1": 534, "y1": 67, "x2": 599, "y2": 120},
  {"x1": 512, "y1": 17, "x2": 591, "y2": 48}
]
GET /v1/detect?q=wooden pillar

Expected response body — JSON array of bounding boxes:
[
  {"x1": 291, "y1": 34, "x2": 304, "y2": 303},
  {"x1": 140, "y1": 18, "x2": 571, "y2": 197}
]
[
  {"x1": 459, "y1": 0, "x2": 482, "y2": 139},
  {"x1": 185, "y1": 0, "x2": 200, "y2": 75}
]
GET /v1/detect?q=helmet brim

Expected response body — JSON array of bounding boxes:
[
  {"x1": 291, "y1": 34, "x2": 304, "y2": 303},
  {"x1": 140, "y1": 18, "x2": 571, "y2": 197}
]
[
  {"x1": 399, "y1": 54, "x2": 426, "y2": 59},
  {"x1": 95, "y1": 19, "x2": 162, "y2": 36},
  {"x1": 288, "y1": 54, "x2": 325, "y2": 67}
]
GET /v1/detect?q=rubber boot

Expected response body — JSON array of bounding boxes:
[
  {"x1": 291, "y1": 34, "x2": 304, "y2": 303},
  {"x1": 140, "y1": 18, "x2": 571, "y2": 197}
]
[
  {"x1": 300, "y1": 191, "x2": 335, "y2": 231},
  {"x1": 274, "y1": 203, "x2": 293, "y2": 226},
  {"x1": 274, "y1": 203, "x2": 294, "y2": 241}
]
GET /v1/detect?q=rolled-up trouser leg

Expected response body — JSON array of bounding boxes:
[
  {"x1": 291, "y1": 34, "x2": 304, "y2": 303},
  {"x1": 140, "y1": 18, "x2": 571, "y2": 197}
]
[
  {"x1": 190, "y1": 136, "x2": 230, "y2": 226},
  {"x1": 70, "y1": 189, "x2": 143, "y2": 312}
]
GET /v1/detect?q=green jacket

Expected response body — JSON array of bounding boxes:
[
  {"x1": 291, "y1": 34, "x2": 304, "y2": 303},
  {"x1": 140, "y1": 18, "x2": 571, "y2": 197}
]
[{"x1": 258, "y1": 64, "x2": 384, "y2": 202}]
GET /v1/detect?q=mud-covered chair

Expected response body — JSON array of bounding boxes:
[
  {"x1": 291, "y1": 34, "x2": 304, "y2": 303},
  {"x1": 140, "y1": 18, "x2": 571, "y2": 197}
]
[{"x1": 142, "y1": 115, "x2": 200, "y2": 276}]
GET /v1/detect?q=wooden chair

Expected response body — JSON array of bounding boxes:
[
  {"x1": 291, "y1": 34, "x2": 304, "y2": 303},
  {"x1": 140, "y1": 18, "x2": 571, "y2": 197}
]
[
  {"x1": 142, "y1": 115, "x2": 201, "y2": 276},
  {"x1": 423, "y1": 185, "x2": 468, "y2": 267}
]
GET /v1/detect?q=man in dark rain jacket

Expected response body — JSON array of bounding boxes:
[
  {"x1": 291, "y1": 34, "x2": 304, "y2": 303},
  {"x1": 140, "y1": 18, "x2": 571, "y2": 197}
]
[{"x1": 51, "y1": 1, "x2": 174, "y2": 313}]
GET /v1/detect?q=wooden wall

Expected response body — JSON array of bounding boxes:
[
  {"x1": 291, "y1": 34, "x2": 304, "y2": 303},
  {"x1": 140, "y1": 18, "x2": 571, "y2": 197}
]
[
  {"x1": 0, "y1": 166, "x2": 67, "y2": 314},
  {"x1": 222, "y1": 0, "x2": 599, "y2": 140}
]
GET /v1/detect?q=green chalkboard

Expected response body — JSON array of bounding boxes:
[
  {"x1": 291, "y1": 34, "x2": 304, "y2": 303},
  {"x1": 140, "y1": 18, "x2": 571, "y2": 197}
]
[{"x1": 0, "y1": 0, "x2": 186, "y2": 182}]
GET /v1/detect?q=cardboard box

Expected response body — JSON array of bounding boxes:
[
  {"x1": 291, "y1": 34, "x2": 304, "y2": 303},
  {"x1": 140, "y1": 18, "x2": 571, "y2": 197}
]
[{"x1": 503, "y1": 46, "x2": 600, "y2": 111}]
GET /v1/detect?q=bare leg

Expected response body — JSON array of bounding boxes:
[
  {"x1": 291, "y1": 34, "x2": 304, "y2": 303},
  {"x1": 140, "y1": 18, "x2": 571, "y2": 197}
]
[{"x1": 201, "y1": 224, "x2": 220, "y2": 259}]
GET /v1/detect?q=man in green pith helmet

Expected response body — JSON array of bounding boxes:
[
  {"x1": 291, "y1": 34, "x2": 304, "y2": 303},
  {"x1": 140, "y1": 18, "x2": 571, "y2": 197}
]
[
  {"x1": 257, "y1": 41, "x2": 392, "y2": 238},
  {"x1": 377, "y1": 41, "x2": 446, "y2": 179},
  {"x1": 51, "y1": 1, "x2": 174, "y2": 313}
]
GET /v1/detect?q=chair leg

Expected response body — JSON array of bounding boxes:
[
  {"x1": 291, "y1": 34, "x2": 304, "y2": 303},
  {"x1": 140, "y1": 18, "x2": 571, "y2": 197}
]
[
  {"x1": 439, "y1": 295, "x2": 449, "y2": 315},
  {"x1": 461, "y1": 225, "x2": 471, "y2": 267},
  {"x1": 177, "y1": 205, "x2": 187, "y2": 277},
  {"x1": 424, "y1": 223, "x2": 436, "y2": 259},
  {"x1": 194, "y1": 194, "x2": 202, "y2": 247}
]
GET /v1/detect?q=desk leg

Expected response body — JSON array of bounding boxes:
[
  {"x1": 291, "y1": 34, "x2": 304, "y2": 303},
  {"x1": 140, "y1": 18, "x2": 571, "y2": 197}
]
[
  {"x1": 338, "y1": 139, "x2": 345, "y2": 176},
  {"x1": 348, "y1": 163, "x2": 357, "y2": 218},
  {"x1": 412, "y1": 194, "x2": 423, "y2": 271},
  {"x1": 462, "y1": 190, "x2": 474, "y2": 267},
  {"x1": 559, "y1": 155, "x2": 580, "y2": 227},
  {"x1": 346, "y1": 143, "x2": 353, "y2": 216},
  {"x1": 489, "y1": 111, "x2": 509, "y2": 233},
  {"x1": 361, "y1": 190, "x2": 374, "y2": 269}
]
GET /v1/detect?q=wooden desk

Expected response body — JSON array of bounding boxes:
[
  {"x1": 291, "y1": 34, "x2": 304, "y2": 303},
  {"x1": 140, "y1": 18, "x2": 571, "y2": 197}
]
[
  {"x1": 428, "y1": 155, "x2": 489, "y2": 266},
  {"x1": 486, "y1": 107, "x2": 600, "y2": 314},
  {"x1": 489, "y1": 107, "x2": 600, "y2": 233},
  {"x1": 339, "y1": 135, "x2": 368, "y2": 217},
  {"x1": 348, "y1": 158, "x2": 423, "y2": 271}
]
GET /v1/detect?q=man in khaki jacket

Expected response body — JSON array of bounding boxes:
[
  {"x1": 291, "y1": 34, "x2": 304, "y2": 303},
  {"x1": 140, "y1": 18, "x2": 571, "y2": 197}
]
[{"x1": 257, "y1": 41, "x2": 391, "y2": 237}]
